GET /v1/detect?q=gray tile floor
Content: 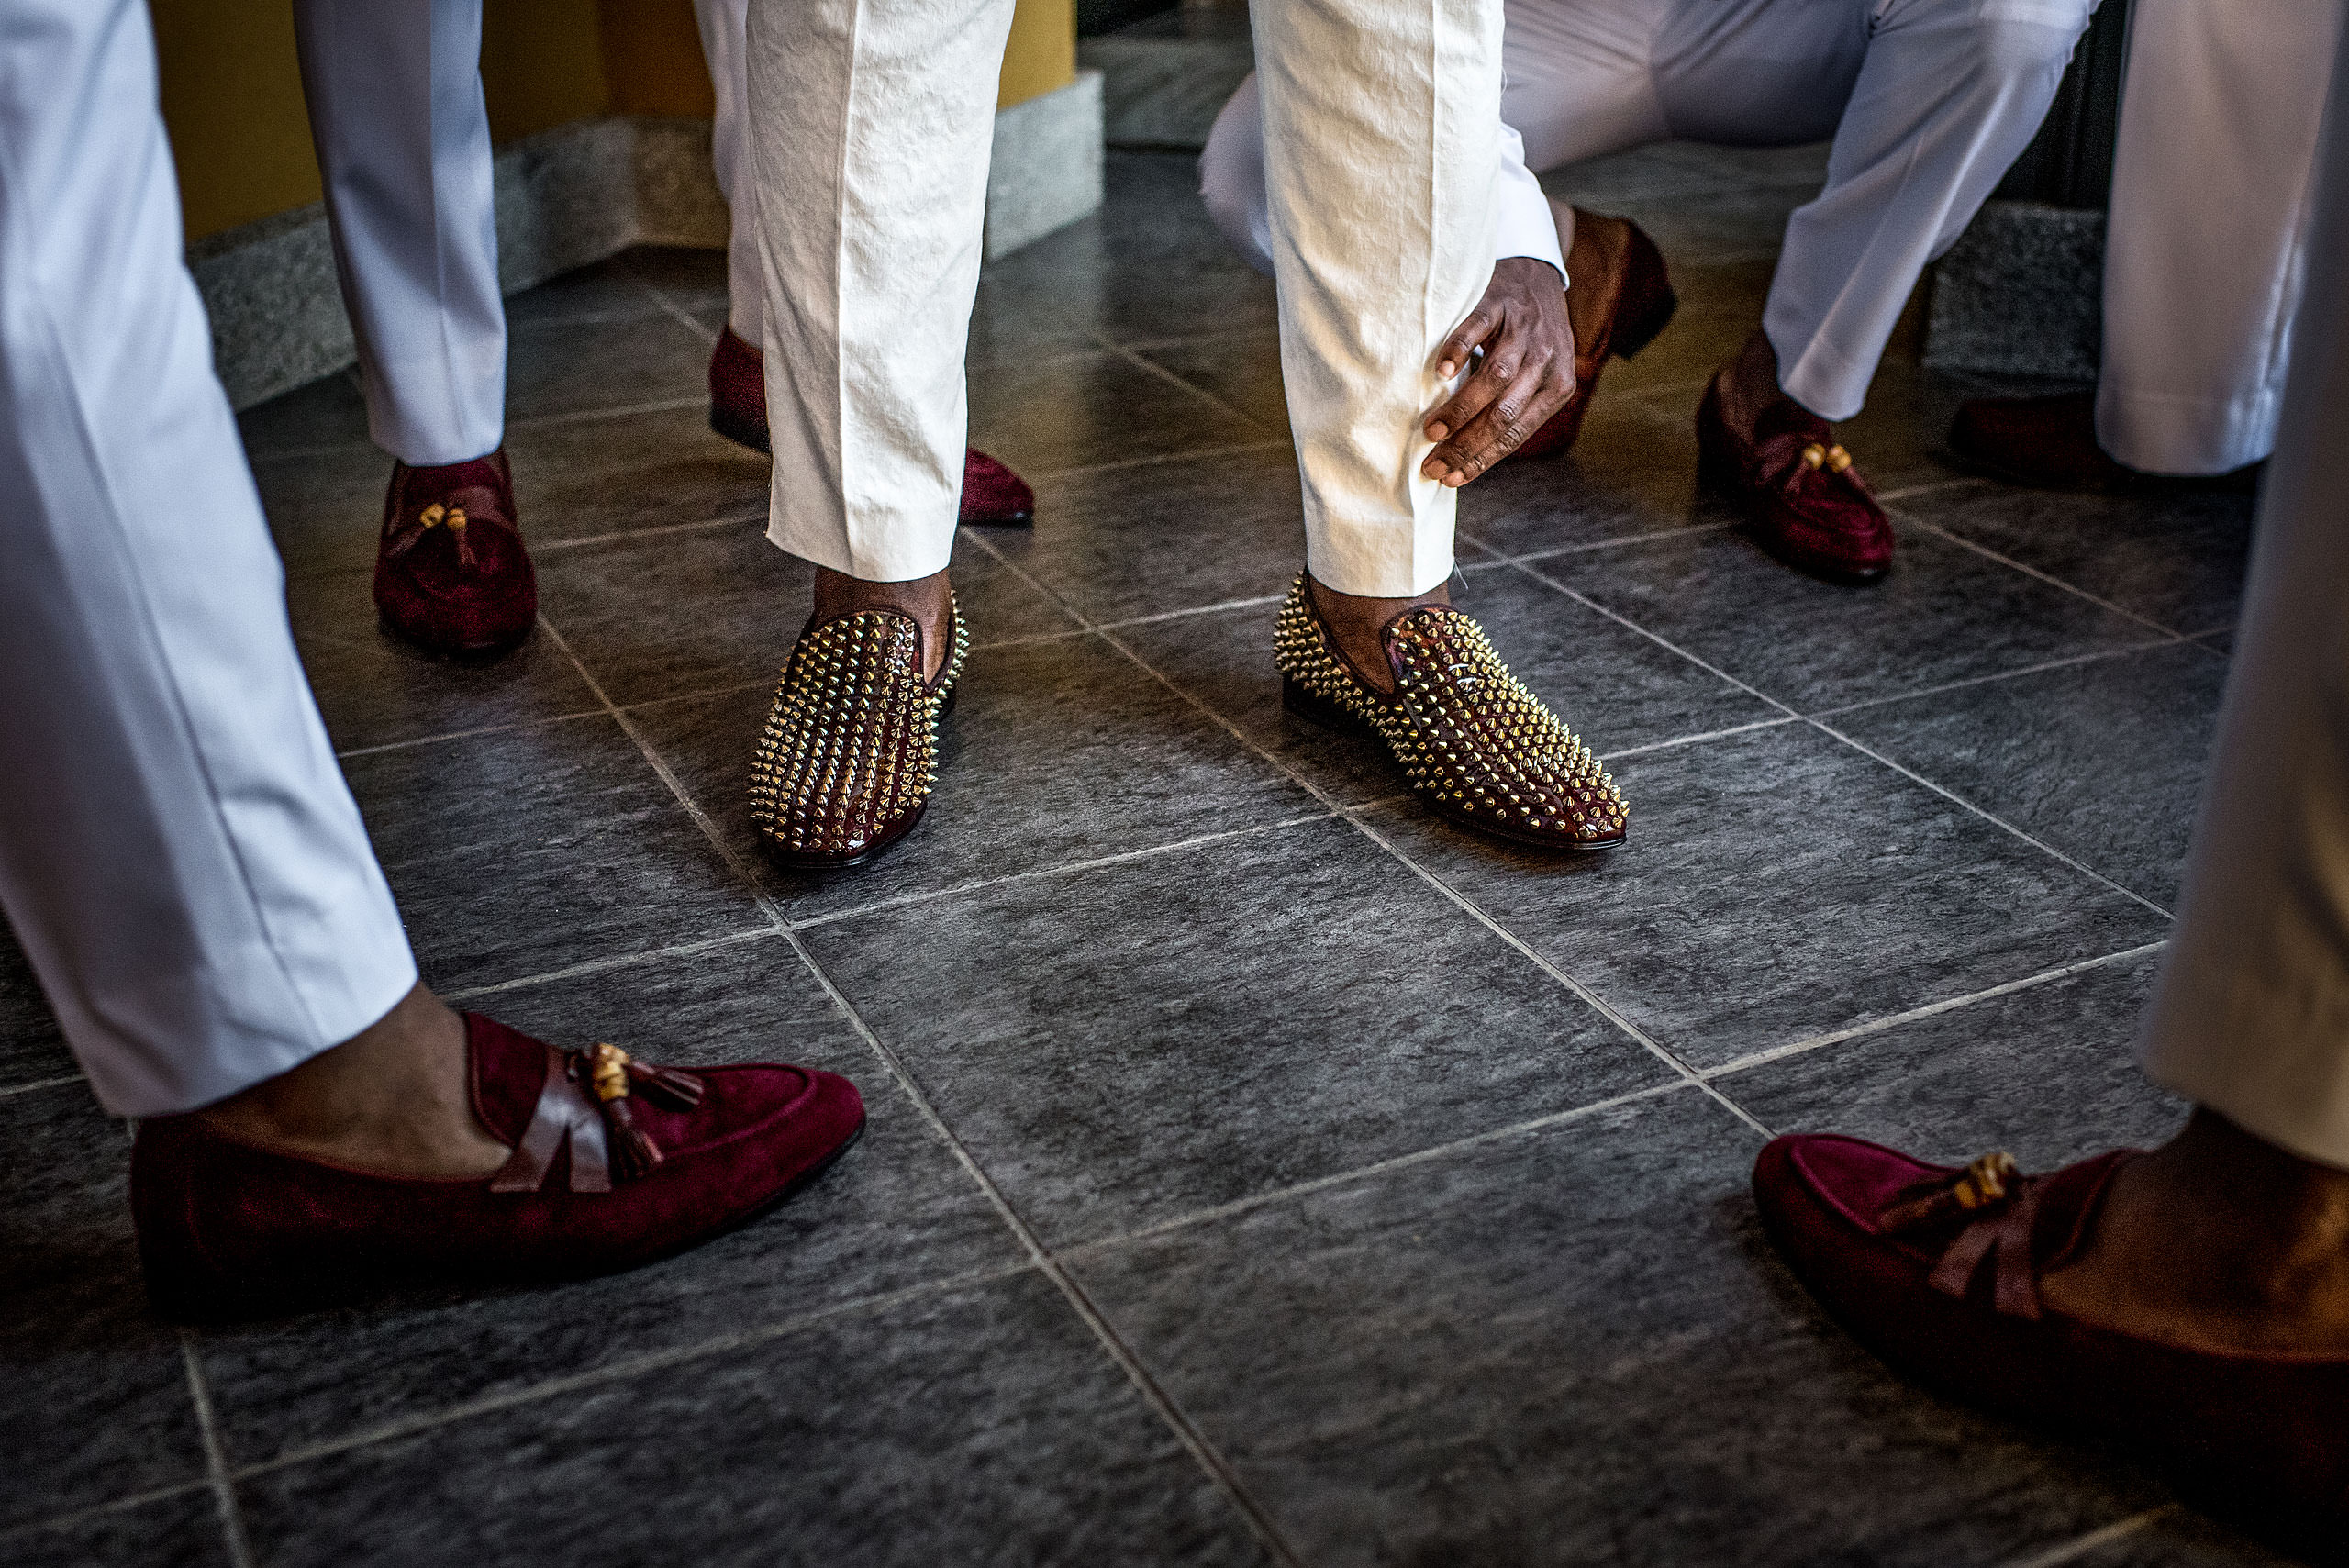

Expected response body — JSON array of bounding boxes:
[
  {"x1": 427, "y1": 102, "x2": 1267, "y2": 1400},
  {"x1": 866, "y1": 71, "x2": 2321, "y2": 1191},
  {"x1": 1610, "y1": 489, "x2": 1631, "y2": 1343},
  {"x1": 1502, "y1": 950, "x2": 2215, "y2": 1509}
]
[{"x1": 0, "y1": 148, "x2": 2293, "y2": 1566}]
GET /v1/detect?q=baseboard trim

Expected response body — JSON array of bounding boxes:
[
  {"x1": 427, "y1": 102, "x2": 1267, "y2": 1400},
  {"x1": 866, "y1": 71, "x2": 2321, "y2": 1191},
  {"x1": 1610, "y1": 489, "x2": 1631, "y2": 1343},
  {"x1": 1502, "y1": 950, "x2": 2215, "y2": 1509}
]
[{"x1": 195, "y1": 98, "x2": 1103, "y2": 411}]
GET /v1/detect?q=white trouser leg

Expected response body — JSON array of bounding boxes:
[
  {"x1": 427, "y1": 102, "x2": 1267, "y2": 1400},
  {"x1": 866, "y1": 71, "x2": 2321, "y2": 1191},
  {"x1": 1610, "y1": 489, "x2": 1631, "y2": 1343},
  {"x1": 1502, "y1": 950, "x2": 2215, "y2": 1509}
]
[
  {"x1": 1731, "y1": 0, "x2": 2095, "y2": 420},
  {"x1": 0, "y1": 0, "x2": 417, "y2": 1117},
  {"x1": 1255, "y1": 0, "x2": 1503, "y2": 598},
  {"x1": 745, "y1": 0, "x2": 1013, "y2": 583},
  {"x1": 2139, "y1": 20, "x2": 2349, "y2": 1169},
  {"x1": 2096, "y1": 0, "x2": 2343, "y2": 475},
  {"x1": 693, "y1": 0, "x2": 762, "y2": 343},
  {"x1": 293, "y1": 0, "x2": 505, "y2": 467}
]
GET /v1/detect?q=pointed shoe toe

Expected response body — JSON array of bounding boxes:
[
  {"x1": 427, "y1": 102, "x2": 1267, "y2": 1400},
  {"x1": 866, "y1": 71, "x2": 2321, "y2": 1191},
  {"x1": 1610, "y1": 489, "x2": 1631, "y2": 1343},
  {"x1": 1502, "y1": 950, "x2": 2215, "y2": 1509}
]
[{"x1": 1273, "y1": 576, "x2": 1626, "y2": 850}]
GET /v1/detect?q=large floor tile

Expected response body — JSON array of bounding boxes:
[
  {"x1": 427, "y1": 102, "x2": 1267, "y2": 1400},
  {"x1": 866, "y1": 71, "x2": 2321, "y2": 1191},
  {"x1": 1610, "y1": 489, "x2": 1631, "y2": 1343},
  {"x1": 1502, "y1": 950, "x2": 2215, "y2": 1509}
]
[
  {"x1": 503, "y1": 402, "x2": 771, "y2": 546},
  {"x1": 1719, "y1": 948, "x2": 2181, "y2": 1162},
  {"x1": 1068, "y1": 1090, "x2": 2169, "y2": 1568},
  {"x1": 287, "y1": 571, "x2": 603, "y2": 755},
  {"x1": 966, "y1": 348, "x2": 1268, "y2": 481},
  {"x1": 1115, "y1": 566, "x2": 1782, "y2": 810},
  {"x1": 0, "y1": 1489, "x2": 233, "y2": 1568},
  {"x1": 1564, "y1": 522, "x2": 2155, "y2": 712},
  {"x1": 1453, "y1": 395, "x2": 1728, "y2": 561},
  {"x1": 536, "y1": 521, "x2": 1078, "y2": 710},
  {"x1": 345, "y1": 716, "x2": 764, "y2": 994},
  {"x1": 995, "y1": 441, "x2": 1305, "y2": 626},
  {"x1": 1366, "y1": 721, "x2": 2171, "y2": 1070},
  {"x1": 1828, "y1": 641, "x2": 2229, "y2": 909},
  {"x1": 0, "y1": 1086, "x2": 209, "y2": 1530},
  {"x1": 803, "y1": 816, "x2": 1671, "y2": 1248},
  {"x1": 502, "y1": 313, "x2": 711, "y2": 425},
  {"x1": 255, "y1": 445, "x2": 400, "y2": 581},
  {"x1": 237, "y1": 372, "x2": 370, "y2": 462},
  {"x1": 628, "y1": 630, "x2": 1317, "y2": 925},
  {"x1": 1133, "y1": 329, "x2": 1291, "y2": 433},
  {"x1": 1906, "y1": 483, "x2": 2257, "y2": 638},
  {"x1": 237, "y1": 1269, "x2": 1270, "y2": 1568},
  {"x1": 193, "y1": 940, "x2": 1019, "y2": 1466}
]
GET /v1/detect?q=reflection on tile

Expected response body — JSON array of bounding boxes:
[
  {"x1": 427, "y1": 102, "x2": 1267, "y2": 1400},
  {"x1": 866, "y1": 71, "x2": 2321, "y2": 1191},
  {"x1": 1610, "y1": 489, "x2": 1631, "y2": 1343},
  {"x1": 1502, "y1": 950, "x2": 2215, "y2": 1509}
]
[
  {"x1": 345, "y1": 716, "x2": 763, "y2": 993},
  {"x1": 195, "y1": 940, "x2": 1018, "y2": 1465},
  {"x1": 288, "y1": 571, "x2": 603, "y2": 755},
  {"x1": 537, "y1": 524, "x2": 1078, "y2": 710},
  {"x1": 239, "y1": 1270, "x2": 1269, "y2": 1568},
  {"x1": 806, "y1": 816, "x2": 1669, "y2": 1246},
  {"x1": 1829, "y1": 641, "x2": 2228, "y2": 908},
  {"x1": 1721, "y1": 949, "x2": 2181, "y2": 1162},
  {"x1": 966, "y1": 349, "x2": 1266, "y2": 480},
  {"x1": 503, "y1": 314, "x2": 710, "y2": 425},
  {"x1": 627, "y1": 632, "x2": 1314, "y2": 925},
  {"x1": 1908, "y1": 484, "x2": 2256, "y2": 638},
  {"x1": 1367, "y1": 722, "x2": 2170, "y2": 1069},
  {"x1": 1567, "y1": 524, "x2": 2154, "y2": 712},
  {"x1": 1071, "y1": 1092, "x2": 2167, "y2": 1567},
  {"x1": 0, "y1": 1087, "x2": 209, "y2": 1529}
]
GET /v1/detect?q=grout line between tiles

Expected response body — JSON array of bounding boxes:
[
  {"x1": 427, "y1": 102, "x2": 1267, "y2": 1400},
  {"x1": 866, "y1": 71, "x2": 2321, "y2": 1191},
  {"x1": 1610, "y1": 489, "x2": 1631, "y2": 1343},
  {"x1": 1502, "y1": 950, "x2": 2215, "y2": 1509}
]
[
  {"x1": 786, "y1": 810, "x2": 1340, "y2": 934},
  {"x1": 505, "y1": 395, "x2": 711, "y2": 434},
  {"x1": 0, "y1": 1482, "x2": 217, "y2": 1551},
  {"x1": 1874, "y1": 476, "x2": 1989, "y2": 505},
  {"x1": 437, "y1": 925, "x2": 788, "y2": 1005},
  {"x1": 0, "y1": 1071, "x2": 83, "y2": 1100},
  {"x1": 641, "y1": 284, "x2": 721, "y2": 347},
  {"x1": 1901, "y1": 516, "x2": 2194, "y2": 642},
  {"x1": 1598, "y1": 716, "x2": 1801, "y2": 762},
  {"x1": 1063, "y1": 1081, "x2": 1698, "y2": 1262},
  {"x1": 1090, "y1": 331, "x2": 1278, "y2": 435},
  {"x1": 1025, "y1": 438, "x2": 1294, "y2": 486},
  {"x1": 180, "y1": 1337, "x2": 256, "y2": 1568},
  {"x1": 532, "y1": 607, "x2": 1311, "y2": 1568},
  {"x1": 236, "y1": 1262, "x2": 1040, "y2": 1482},
  {"x1": 333, "y1": 707, "x2": 609, "y2": 762},
  {"x1": 1702, "y1": 940, "x2": 2170, "y2": 1081},
  {"x1": 955, "y1": 528, "x2": 1776, "y2": 1140},
  {"x1": 1800, "y1": 639, "x2": 2183, "y2": 723},
  {"x1": 1471, "y1": 521, "x2": 1732, "y2": 564},
  {"x1": 1993, "y1": 1506, "x2": 2178, "y2": 1568},
  {"x1": 529, "y1": 510, "x2": 766, "y2": 555}
]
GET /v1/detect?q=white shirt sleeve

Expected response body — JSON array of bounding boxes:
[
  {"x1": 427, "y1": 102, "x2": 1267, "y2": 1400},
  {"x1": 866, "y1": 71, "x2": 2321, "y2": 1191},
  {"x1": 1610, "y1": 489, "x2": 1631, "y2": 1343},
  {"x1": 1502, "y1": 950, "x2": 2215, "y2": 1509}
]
[{"x1": 1494, "y1": 123, "x2": 1566, "y2": 284}]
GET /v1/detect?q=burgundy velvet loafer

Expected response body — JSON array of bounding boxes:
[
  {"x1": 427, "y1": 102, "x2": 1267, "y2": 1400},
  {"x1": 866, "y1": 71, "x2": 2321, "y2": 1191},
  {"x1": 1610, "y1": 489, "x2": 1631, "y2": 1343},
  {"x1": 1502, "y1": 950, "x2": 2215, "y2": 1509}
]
[
  {"x1": 1949, "y1": 391, "x2": 2262, "y2": 495},
  {"x1": 1754, "y1": 1134, "x2": 2349, "y2": 1523},
  {"x1": 707, "y1": 327, "x2": 1033, "y2": 525},
  {"x1": 1698, "y1": 377, "x2": 1894, "y2": 583},
  {"x1": 131, "y1": 1014, "x2": 864, "y2": 1321},
  {"x1": 373, "y1": 450, "x2": 538, "y2": 656},
  {"x1": 1510, "y1": 210, "x2": 1676, "y2": 463}
]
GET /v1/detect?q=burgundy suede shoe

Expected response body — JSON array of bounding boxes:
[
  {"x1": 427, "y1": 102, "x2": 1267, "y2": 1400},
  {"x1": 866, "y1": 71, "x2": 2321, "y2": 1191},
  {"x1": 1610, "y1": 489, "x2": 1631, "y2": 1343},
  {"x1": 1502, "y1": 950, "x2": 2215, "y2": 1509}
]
[
  {"x1": 373, "y1": 449, "x2": 537, "y2": 656},
  {"x1": 707, "y1": 326, "x2": 1034, "y2": 525},
  {"x1": 1950, "y1": 391, "x2": 2262, "y2": 495},
  {"x1": 1511, "y1": 210, "x2": 1677, "y2": 463},
  {"x1": 1754, "y1": 1134, "x2": 2349, "y2": 1526},
  {"x1": 1698, "y1": 375, "x2": 1894, "y2": 583},
  {"x1": 131, "y1": 1014, "x2": 864, "y2": 1321}
]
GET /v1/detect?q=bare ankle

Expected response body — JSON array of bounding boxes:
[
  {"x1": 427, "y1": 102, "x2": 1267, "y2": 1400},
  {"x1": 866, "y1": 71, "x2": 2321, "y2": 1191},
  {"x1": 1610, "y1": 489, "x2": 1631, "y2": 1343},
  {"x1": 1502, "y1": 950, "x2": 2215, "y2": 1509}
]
[
  {"x1": 195, "y1": 983, "x2": 509, "y2": 1181},
  {"x1": 812, "y1": 566, "x2": 953, "y2": 681},
  {"x1": 1306, "y1": 572, "x2": 1450, "y2": 695}
]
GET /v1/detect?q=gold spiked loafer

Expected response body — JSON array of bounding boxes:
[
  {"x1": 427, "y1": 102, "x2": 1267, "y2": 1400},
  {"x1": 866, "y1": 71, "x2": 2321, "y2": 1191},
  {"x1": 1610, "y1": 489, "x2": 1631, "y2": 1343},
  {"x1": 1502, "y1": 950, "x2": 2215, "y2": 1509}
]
[
  {"x1": 748, "y1": 602, "x2": 968, "y2": 870},
  {"x1": 1273, "y1": 575, "x2": 1627, "y2": 851}
]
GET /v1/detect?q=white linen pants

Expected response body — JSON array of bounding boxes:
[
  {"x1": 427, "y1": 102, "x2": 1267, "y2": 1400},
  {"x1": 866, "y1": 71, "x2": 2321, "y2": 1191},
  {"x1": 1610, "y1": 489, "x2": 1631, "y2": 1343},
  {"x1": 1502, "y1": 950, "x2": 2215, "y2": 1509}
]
[
  {"x1": 1201, "y1": 0, "x2": 2094, "y2": 422},
  {"x1": 2139, "y1": 10, "x2": 2349, "y2": 1169},
  {"x1": 292, "y1": 0, "x2": 505, "y2": 467},
  {"x1": 693, "y1": 0, "x2": 763, "y2": 342},
  {"x1": 745, "y1": 0, "x2": 1501, "y2": 597},
  {"x1": 2095, "y1": 0, "x2": 2345, "y2": 476},
  {"x1": 0, "y1": 0, "x2": 418, "y2": 1116}
]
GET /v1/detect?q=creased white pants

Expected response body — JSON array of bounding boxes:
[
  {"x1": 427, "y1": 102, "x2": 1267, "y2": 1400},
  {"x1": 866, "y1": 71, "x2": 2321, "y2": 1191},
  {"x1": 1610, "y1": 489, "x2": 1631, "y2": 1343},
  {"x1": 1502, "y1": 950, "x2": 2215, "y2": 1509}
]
[
  {"x1": 2095, "y1": 0, "x2": 2345, "y2": 476},
  {"x1": 746, "y1": 0, "x2": 1500, "y2": 597},
  {"x1": 1201, "y1": 0, "x2": 2092, "y2": 422},
  {"x1": 2139, "y1": 13, "x2": 2349, "y2": 1170},
  {"x1": 0, "y1": 0, "x2": 417, "y2": 1116},
  {"x1": 693, "y1": 0, "x2": 763, "y2": 343},
  {"x1": 292, "y1": 0, "x2": 505, "y2": 467}
]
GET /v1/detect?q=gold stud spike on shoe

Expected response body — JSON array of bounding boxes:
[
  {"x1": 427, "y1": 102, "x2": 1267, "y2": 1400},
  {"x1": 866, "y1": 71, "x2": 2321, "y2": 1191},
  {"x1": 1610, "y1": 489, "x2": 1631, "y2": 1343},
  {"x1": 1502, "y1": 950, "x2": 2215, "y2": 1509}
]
[
  {"x1": 748, "y1": 600, "x2": 968, "y2": 870},
  {"x1": 1273, "y1": 575, "x2": 1627, "y2": 851}
]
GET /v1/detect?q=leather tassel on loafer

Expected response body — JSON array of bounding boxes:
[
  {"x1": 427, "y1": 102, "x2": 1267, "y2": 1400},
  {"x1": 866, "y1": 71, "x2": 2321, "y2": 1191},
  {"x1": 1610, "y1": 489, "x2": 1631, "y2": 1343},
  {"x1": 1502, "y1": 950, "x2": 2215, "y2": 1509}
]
[
  {"x1": 1273, "y1": 576, "x2": 1627, "y2": 850},
  {"x1": 747, "y1": 600, "x2": 968, "y2": 870},
  {"x1": 131, "y1": 1014, "x2": 864, "y2": 1322}
]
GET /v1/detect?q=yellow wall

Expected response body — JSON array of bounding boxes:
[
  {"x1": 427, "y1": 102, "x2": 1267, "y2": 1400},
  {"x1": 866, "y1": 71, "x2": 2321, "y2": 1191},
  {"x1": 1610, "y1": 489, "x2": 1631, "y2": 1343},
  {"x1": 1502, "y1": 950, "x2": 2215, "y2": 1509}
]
[{"x1": 159, "y1": 0, "x2": 1078, "y2": 244}]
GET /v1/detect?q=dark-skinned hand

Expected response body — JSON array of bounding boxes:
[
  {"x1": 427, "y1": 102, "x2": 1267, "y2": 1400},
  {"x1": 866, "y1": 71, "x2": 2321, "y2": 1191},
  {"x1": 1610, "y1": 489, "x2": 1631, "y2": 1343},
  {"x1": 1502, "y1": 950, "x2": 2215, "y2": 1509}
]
[{"x1": 1421, "y1": 256, "x2": 1575, "y2": 487}]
